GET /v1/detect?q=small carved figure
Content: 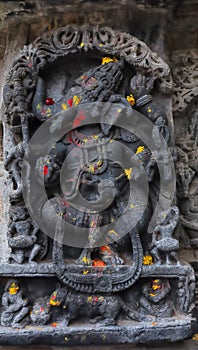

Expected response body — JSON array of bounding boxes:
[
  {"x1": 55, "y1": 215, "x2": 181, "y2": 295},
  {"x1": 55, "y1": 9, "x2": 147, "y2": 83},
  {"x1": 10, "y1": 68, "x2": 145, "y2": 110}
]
[
  {"x1": 8, "y1": 207, "x2": 48, "y2": 264},
  {"x1": 150, "y1": 206, "x2": 179, "y2": 265},
  {"x1": 1, "y1": 280, "x2": 30, "y2": 328},
  {"x1": 4, "y1": 143, "x2": 24, "y2": 202},
  {"x1": 176, "y1": 147, "x2": 195, "y2": 199},
  {"x1": 138, "y1": 279, "x2": 175, "y2": 320}
]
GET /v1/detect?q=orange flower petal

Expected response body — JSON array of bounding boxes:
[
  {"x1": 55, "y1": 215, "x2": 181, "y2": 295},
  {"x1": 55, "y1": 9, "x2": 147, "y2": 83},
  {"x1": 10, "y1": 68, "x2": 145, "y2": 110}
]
[{"x1": 92, "y1": 259, "x2": 106, "y2": 267}]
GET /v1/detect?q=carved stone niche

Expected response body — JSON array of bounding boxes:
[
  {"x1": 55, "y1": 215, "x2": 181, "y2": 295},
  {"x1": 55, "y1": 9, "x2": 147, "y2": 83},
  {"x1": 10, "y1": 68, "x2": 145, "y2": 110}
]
[{"x1": 1, "y1": 25, "x2": 196, "y2": 345}]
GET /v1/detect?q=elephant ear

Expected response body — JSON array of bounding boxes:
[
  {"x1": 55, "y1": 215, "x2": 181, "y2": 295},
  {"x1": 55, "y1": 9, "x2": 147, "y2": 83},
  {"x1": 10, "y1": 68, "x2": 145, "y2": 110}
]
[{"x1": 100, "y1": 102, "x2": 129, "y2": 136}]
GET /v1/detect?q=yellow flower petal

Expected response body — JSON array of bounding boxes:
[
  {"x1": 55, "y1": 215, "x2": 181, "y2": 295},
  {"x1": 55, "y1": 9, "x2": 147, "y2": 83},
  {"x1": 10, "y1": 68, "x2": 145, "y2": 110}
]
[
  {"x1": 136, "y1": 146, "x2": 145, "y2": 154},
  {"x1": 126, "y1": 94, "x2": 135, "y2": 106},
  {"x1": 49, "y1": 299, "x2": 61, "y2": 306},
  {"x1": 73, "y1": 95, "x2": 81, "y2": 106},
  {"x1": 36, "y1": 103, "x2": 42, "y2": 110},
  {"x1": 87, "y1": 296, "x2": 92, "y2": 303},
  {"x1": 102, "y1": 57, "x2": 118, "y2": 65},
  {"x1": 108, "y1": 229, "x2": 119, "y2": 237},
  {"x1": 9, "y1": 287, "x2": 19, "y2": 295},
  {"x1": 143, "y1": 255, "x2": 153, "y2": 265},
  {"x1": 62, "y1": 103, "x2": 68, "y2": 110},
  {"x1": 81, "y1": 256, "x2": 91, "y2": 264},
  {"x1": 89, "y1": 165, "x2": 95, "y2": 173},
  {"x1": 97, "y1": 159, "x2": 103, "y2": 167},
  {"x1": 124, "y1": 167, "x2": 133, "y2": 180}
]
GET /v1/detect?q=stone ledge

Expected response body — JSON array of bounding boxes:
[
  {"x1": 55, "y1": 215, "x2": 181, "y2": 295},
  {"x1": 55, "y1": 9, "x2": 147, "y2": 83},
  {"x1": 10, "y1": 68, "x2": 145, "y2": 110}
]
[
  {"x1": 0, "y1": 318, "x2": 195, "y2": 346},
  {"x1": 0, "y1": 263, "x2": 55, "y2": 277},
  {"x1": 0, "y1": 262, "x2": 192, "y2": 277}
]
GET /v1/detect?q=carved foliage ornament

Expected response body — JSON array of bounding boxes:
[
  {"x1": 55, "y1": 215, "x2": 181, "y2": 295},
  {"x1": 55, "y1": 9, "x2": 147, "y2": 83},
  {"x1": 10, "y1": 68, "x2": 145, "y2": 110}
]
[
  {"x1": 172, "y1": 50, "x2": 198, "y2": 245},
  {"x1": 171, "y1": 50, "x2": 198, "y2": 114}
]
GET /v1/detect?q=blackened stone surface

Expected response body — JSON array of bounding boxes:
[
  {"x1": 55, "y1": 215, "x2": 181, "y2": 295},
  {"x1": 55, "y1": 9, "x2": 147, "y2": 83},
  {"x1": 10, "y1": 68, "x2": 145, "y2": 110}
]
[
  {"x1": 0, "y1": 318, "x2": 196, "y2": 346},
  {"x1": 0, "y1": 263, "x2": 54, "y2": 277},
  {"x1": 0, "y1": 262, "x2": 193, "y2": 277},
  {"x1": 1, "y1": 343, "x2": 198, "y2": 350}
]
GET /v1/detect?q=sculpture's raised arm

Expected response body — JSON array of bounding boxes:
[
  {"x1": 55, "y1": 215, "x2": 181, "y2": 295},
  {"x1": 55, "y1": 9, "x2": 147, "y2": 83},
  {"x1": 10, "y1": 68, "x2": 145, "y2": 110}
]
[{"x1": 130, "y1": 73, "x2": 169, "y2": 142}]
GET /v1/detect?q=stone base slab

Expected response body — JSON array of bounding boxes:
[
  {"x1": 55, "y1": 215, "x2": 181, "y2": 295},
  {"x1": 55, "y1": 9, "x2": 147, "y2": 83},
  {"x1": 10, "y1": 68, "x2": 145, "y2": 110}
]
[{"x1": 0, "y1": 318, "x2": 196, "y2": 346}]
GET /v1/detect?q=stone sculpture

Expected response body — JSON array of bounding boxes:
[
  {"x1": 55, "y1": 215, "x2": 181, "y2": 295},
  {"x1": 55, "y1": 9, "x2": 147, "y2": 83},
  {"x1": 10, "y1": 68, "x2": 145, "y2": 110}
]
[
  {"x1": 0, "y1": 25, "x2": 195, "y2": 345},
  {"x1": 1, "y1": 280, "x2": 30, "y2": 328},
  {"x1": 150, "y1": 206, "x2": 179, "y2": 265},
  {"x1": 8, "y1": 207, "x2": 48, "y2": 264},
  {"x1": 138, "y1": 279, "x2": 175, "y2": 320}
]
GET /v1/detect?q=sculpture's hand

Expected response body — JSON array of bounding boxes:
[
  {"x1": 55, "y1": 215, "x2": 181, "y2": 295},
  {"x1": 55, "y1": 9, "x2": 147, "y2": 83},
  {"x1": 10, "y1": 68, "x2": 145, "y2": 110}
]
[
  {"x1": 2, "y1": 294, "x2": 9, "y2": 308},
  {"x1": 32, "y1": 76, "x2": 48, "y2": 121},
  {"x1": 22, "y1": 298, "x2": 29, "y2": 307},
  {"x1": 36, "y1": 155, "x2": 60, "y2": 183},
  {"x1": 153, "y1": 225, "x2": 161, "y2": 234},
  {"x1": 130, "y1": 73, "x2": 155, "y2": 99},
  {"x1": 34, "y1": 76, "x2": 45, "y2": 100}
]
